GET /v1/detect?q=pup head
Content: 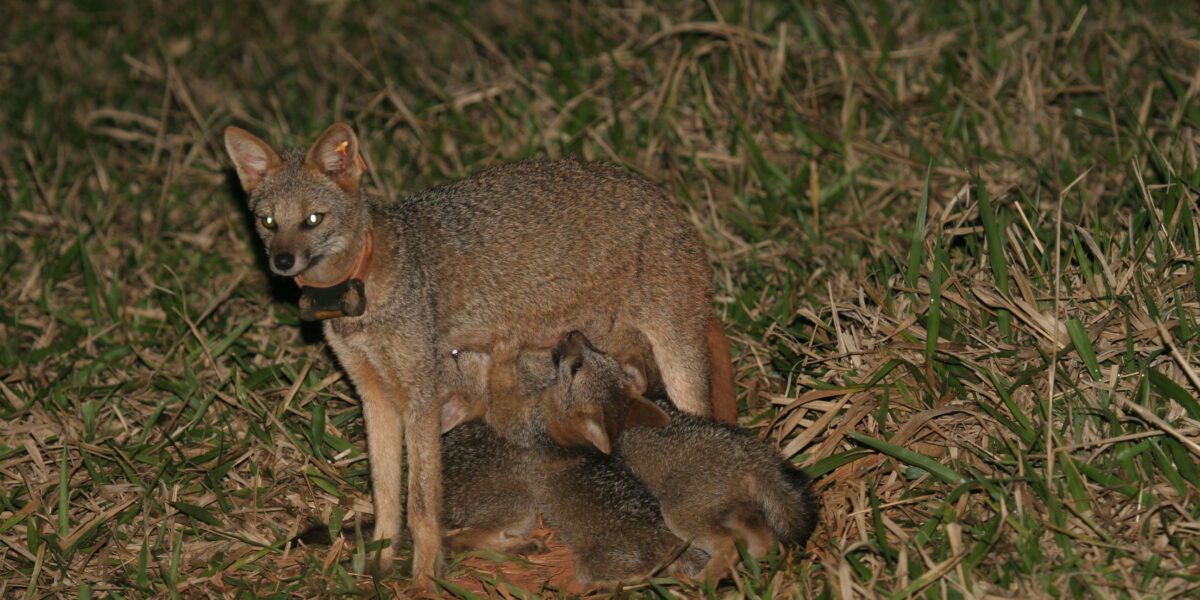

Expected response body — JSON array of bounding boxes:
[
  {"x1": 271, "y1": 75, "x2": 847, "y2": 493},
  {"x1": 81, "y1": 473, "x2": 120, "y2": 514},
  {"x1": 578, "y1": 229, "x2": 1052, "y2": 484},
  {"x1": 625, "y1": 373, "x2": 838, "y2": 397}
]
[
  {"x1": 542, "y1": 331, "x2": 670, "y2": 454},
  {"x1": 224, "y1": 123, "x2": 370, "y2": 282},
  {"x1": 439, "y1": 348, "x2": 492, "y2": 434}
]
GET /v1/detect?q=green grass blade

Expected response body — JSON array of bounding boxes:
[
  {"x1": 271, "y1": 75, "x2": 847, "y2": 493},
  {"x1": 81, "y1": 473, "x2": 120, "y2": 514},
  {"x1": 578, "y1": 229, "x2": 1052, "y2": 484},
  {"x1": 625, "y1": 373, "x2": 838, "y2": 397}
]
[
  {"x1": 169, "y1": 501, "x2": 224, "y2": 527},
  {"x1": 1065, "y1": 319, "x2": 1101, "y2": 381},
  {"x1": 58, "y1": 445, "x2": 70, "y2": 538},
  {"x1": 905, "y1": 163, "x2": 932, "y2": 288},
  {"x1": 808, "y1": 449, "x2": 872, "y2": 478},
  {"x1": 1148, "y1": 368, "x2": 1200, "y2": 419},
  {"x1": 846, "y1": 431, "x2": 966, "y2": 485},
  {"x1": 977, "y1": 176, "x2": 1012, "y2": 336},
  {"x1": 926, "y1": 247, "x2": 946, "y2": 362}
]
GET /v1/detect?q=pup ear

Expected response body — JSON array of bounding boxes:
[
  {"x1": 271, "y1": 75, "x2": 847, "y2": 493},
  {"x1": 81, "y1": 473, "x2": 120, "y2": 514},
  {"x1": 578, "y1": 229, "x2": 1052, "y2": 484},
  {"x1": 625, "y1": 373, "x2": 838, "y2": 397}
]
[
  {"x1": 224, "y1": 126, "x2": 282, "y2": 194},
  {"x1": 621, "y1": 361, "x2": 648, "y2": 396},
  {"x1": 304, "y1": 122, "x2": 367, "y2": 194},
  {"x1": 440, "y1": 396, "x2": 481, "y2": 434},
  {"x1": 546, "y1": 413, "x2": 613, "y2": 454},
  {"x1": 580, "y1": 418, "x2": 613, "y2": 454},
  {"x1": 625, "y1": 396, "x2": 671, "y2": 428}
]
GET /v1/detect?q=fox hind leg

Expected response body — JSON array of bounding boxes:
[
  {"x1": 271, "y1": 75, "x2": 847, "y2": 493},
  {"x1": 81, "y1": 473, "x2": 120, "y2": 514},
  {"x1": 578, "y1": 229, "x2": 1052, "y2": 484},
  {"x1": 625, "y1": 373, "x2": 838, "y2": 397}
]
[{"x1": 639, "y1": 319, "x2": 712, "y2": 417}]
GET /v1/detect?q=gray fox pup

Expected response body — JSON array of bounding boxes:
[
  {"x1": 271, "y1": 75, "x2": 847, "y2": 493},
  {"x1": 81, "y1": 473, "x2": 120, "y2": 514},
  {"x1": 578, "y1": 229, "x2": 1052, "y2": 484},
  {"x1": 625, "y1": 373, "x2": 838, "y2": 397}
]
[
  {"x1": 440, "y1": 337, "x2": 709, "y2": 590},
  {"x1": 506, "y1": 331, "x2": 819, "y2": 581},
  {"x1": 294, "y1": 347, "x2": 543, "y2": 558},
  {"x1": 439, "y1": 420, "x2": 546, "y2": 555},
  {"x1": 224, "y1": 122, "x2": 731, "y2": 587},
  {"x1": 437, "y1": 349, "x2": 543, "y2": 556}
]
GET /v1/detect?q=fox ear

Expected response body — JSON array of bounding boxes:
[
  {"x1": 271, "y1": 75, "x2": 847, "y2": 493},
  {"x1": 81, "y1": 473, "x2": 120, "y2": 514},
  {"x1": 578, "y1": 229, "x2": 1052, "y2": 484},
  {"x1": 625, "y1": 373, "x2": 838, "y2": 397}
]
[
  {"x1": 546, "y1": 413, "x2": 613, "y2": 454},
  {"x1": 224, "y1": 126, "x2": 282, "y2": 194},
  {"x1": 305, "y1": 122, "x2": 366, "y2": 195},
  {"x1": 621, "y1": 362, "x2": 648, "y2": 396},
  {"x1": 580, "y1": 418, "x2": 613, "y2": 454},
  {"x1": 440, "y1": 396, "x2": 480, "y2": 433},
  {"x1": 625, "y1": 396, "x2": 671, "y2": 428}
]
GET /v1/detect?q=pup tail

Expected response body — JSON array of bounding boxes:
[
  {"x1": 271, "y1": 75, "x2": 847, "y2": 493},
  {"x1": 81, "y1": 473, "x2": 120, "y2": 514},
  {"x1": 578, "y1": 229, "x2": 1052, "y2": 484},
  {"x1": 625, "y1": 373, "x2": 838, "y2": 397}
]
[{"x1": 754, "y1": 463, "x2": 819, "y2": 547}]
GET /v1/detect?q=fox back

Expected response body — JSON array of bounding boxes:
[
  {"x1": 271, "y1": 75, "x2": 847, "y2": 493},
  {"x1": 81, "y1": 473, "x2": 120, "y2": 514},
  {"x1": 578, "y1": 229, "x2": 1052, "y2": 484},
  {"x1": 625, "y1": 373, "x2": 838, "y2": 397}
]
[
  {"x1": 532, "y1": 442, "x2": 708, "y2": 589},
  {"x1": 440, "y1": 420, "x2": 548, "y2": 555},
  {"x1": 617, "y1": 400, "x2": 818, "y2": 573},
  {"x1": 438, "y1": 350, "x2": 545, "y2": 555}
]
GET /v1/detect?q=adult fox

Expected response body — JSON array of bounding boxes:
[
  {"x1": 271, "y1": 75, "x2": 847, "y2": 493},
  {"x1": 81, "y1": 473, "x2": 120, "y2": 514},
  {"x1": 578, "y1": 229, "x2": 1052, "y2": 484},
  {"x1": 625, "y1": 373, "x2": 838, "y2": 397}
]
[{"x1": 224, "y1": 122, "x2": 734, "y2": 588}]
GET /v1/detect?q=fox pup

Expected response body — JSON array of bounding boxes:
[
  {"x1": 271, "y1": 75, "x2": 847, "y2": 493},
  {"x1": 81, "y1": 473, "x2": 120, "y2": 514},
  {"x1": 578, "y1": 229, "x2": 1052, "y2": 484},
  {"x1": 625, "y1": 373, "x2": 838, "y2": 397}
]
[
  {"x1": 437, "y1": 349, "x2": 543, "y2": 555},
  {"x1": 439, "y1": 420, "x2": 545, "y2": 555},
  {"x1": 294, "y1": 347, "x2": 541, "y2": 557},
  {"x1": 440, "y1": 337, "x2": 709, "y2": 590},
  {"x1": 518, "y1": 332, "x2": 819, "y2": 581},
  {"x1": 224, "y1": 122, "x2": 731, "y2": 586}
]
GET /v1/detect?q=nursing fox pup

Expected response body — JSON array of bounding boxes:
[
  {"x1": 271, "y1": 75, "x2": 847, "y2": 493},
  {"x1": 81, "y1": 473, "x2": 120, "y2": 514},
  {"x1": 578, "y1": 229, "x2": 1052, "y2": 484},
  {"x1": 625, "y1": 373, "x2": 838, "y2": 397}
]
[
  {"x1": 539, "y1": 334, "x2": 818, "y2": 579},
  {"x1": 224, "y1": 123, "x2": 734, "y2": 587},
  {"x1": 439, "y1": 336, "x2": 707, "y2": 590},
  {"x1": 441, "y1": 332, "x2": 817, "y2": 586}
]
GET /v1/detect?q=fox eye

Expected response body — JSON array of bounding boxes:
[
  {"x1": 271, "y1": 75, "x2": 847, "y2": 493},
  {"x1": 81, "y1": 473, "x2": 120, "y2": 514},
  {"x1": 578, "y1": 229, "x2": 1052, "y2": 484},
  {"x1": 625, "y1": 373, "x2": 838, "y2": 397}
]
[
  {"x1": 570, "y1": 357, "x2": 583, "y2": 377},
  {"x1": 260, "y1": 215, "x2": 276, "y2": 230},
  {"x1": 304, "y1": 213, "x2": 324, "y2": 227}
]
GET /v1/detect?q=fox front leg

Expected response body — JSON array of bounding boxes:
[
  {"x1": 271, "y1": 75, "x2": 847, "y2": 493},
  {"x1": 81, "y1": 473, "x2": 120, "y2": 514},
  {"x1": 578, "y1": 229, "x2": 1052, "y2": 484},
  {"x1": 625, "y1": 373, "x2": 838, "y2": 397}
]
[
  {"x1": 332, "y1": 347, "x2": 407, "y2": 577},
  {"x1": 405, "y1": 392, "x2": 444, "y2": 590}
]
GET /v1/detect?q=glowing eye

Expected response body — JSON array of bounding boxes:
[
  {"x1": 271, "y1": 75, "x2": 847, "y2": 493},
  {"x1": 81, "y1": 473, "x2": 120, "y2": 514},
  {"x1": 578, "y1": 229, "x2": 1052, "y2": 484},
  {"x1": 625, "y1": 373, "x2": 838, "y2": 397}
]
[
  {"x1": 305, "y1": 213, "x2": 324, "y2": 227},
  {"x1": 260, "y1": 215, "x2": 276, "y2": 229},
  {"x1": 451, "y1": 349, "x2": 461, "y2": 360}
]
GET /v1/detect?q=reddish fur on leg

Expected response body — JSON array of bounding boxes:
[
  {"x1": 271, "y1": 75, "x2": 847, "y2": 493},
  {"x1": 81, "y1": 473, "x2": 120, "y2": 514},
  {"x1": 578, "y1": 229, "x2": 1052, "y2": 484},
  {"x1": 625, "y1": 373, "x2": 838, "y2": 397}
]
[
  {"x1": 407, "y1": 405, "x2": 444, "y2": 590},
  {"x1": 707, "y1": 316, "x2": 737, "y2": 424},
  {"x1": 342, "y1": 356, "x2": 406, "y2": 576}
]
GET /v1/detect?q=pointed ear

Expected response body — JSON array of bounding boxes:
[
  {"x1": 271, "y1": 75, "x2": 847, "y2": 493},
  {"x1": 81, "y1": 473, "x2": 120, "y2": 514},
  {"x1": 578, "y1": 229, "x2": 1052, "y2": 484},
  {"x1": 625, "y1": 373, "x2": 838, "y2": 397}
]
[
  {"x1": 580, "y1": 418, "x2": 613, "y2": 454},
  {"x1": 224, "y1": 126, "x2": 282, "y2": 194},
  {"x1": 304, "y1": 122, "x2": 366, "y2": 195},
  {"x1": 546, "y1": 414, "x2": 613, "y2": 454},
  {"x1": 621, "y1": 362, "x2": 648, "y2": 396},
  {"x1": 625, "y1": 396, "x2": 671, "y2": 428},
  {"x1": 440, "y1": 396, "x2": 479, "y2": 434}
]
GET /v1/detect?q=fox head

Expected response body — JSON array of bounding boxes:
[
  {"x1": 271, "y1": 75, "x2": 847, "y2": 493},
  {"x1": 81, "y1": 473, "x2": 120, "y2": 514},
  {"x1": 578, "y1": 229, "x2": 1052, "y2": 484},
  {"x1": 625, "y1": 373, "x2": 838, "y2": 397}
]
[
  {"x1": 543, "y1": 331, "x2": 670, "y2": 454},
  {"x1": 224, "y1": 123, "x2": 371, "y2": 284}
]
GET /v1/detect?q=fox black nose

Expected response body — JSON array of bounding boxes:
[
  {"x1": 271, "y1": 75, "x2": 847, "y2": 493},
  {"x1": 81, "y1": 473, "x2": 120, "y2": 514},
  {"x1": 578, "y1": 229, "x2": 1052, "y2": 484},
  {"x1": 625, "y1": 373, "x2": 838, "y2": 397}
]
[{"x1": 274, "y1": 252, "x2": 295, "y2": 271}]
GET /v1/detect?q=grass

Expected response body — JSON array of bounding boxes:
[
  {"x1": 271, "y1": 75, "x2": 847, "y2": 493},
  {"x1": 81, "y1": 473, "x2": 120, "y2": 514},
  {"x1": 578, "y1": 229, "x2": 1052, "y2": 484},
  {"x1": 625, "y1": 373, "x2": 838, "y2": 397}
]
[{"x1": 3, "y1": 0, "x2": 1200, "y2": 597}]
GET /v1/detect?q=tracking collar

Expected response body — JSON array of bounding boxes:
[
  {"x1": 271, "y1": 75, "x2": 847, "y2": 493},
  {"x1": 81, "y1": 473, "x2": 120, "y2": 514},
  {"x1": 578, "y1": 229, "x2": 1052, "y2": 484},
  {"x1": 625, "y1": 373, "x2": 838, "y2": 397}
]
[{"x1": 294, "y1": 229, "x2": 374, "y2": 321}]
